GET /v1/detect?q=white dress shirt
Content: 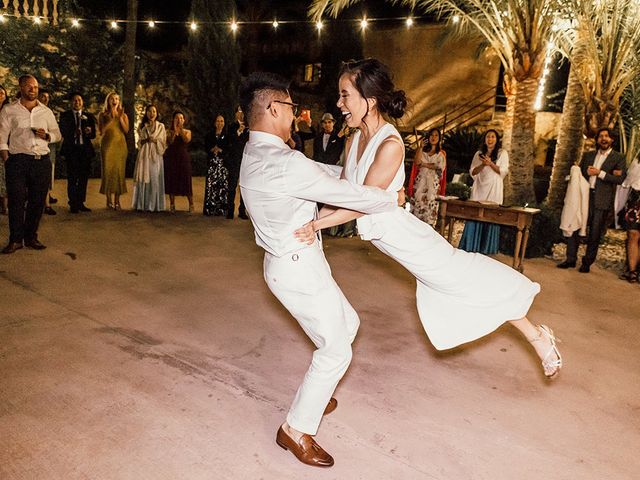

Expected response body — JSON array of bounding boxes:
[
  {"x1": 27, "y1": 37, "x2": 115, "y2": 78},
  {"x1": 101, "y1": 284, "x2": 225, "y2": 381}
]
[
  {"x1": 240, "y1": 131, "x2": 397, "y2": 257},
  {"x1": 469, "y1": 149, "x2": 509, "y2": 204},
  {"x1": 322, "y1": 133, "x2": 331, "y2": 151},
  {"x1": 0, "y1": 100, "x2": 61, "y2": 155},
  {"x1": 590, "y1": 148, "x2": 611, "y2": 188}
]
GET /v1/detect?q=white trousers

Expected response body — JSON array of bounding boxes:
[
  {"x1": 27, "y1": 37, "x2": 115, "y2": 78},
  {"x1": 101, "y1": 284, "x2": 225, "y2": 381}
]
[{"x1": 264, "y1": 243, "x2": 360, "y2": 435}]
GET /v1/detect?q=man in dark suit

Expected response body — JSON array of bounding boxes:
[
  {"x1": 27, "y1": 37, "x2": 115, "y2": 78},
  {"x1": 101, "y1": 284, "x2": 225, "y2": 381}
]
[
  {"x1": 313, "y1": 113, "x2": 344, "y2": 165},
  {"x1": 59, "y1": 93, "x2": 96, "y2": 213},
  {"x1": 226, "y1": 106, "x2": 248, "y2": 219},
  {"x1": 558, "y1": 127, "x2": 627, "y2": 272}
]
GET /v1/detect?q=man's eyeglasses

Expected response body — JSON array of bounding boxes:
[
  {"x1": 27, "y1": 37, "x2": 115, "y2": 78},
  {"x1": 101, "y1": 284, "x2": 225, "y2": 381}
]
[{"x1": 267, "y1": 100, "x2": 299, "y2": 116}]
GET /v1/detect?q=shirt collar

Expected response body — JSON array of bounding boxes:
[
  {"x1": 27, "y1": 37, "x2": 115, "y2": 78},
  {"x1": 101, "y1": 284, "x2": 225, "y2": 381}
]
[
  {"x1": 597, "y1": 148, "x2": 612, "y2": 157},
  {"x1": 249, "y1": 130, "x2": 287, "y2": 148}
]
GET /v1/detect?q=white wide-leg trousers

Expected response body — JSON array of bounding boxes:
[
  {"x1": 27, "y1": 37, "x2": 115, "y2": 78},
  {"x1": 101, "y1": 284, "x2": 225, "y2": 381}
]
[{"x1": 264, "y1": 243, "x2": 360, "y2": 435}]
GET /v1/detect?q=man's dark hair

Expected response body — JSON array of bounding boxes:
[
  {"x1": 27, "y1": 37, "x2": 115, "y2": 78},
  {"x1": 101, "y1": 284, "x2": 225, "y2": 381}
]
[
  {"x1": 595, "y1": 127, "x2": 615, "y2": 143},
  {"x1": 69, "y1": 92, "x2": 83, "y2": 100},
  {"x1": 239, "y1": 72, "x2": 290, "y2": 127}
]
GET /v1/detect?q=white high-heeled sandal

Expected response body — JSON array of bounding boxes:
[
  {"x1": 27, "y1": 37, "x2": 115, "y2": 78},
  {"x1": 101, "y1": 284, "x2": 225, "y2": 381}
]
[{"x1": 529, "y1": 325, "x2": 563, "y2": 379}]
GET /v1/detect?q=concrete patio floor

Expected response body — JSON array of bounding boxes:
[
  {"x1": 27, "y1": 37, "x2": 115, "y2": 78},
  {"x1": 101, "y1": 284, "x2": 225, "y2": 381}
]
[{"x1": 1, "y1": 179, "x2": 639, "y2": 480}]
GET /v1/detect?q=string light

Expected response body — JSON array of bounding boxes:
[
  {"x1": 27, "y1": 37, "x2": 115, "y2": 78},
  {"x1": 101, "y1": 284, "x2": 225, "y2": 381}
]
[
  {"x1": 452, "y1": 14, "x2": 460, "y2": 24},
  {"x1": 0, "y1": 13, "x2": 435, "y2": 33},
  {"x1": 534, "y1": 42, "x2": 555, "y2": 111}
]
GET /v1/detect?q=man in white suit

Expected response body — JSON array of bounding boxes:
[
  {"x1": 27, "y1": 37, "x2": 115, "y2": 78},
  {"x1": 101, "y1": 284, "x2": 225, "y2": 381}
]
[{"x1": 239, "y1": 72, "x2": 401, "y2": 468}]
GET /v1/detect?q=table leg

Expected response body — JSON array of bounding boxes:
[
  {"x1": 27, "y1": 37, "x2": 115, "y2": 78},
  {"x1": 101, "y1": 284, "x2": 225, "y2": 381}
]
[
  {"x1": 519, "y1": 227, "x2": 531, "y2": 272},
  {"x1": 513, "y1": 227, "x2": 523, "y2": 270},
  {"x1": 447, "y1": 219, "x2": 454, "y2": 243}
]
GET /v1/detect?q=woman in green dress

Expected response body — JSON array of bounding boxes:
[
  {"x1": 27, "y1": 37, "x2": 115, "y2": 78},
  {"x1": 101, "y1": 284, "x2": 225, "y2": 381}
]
[{"x1": 98, "y1": 92, "x2": 129, "y2": 210}]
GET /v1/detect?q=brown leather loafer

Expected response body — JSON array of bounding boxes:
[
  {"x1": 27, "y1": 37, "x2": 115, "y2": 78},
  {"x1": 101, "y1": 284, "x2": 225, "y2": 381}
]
[
  {"x1": 275, "y1": 427, "x2": 334, "y2": 467},
  {"x1": 323, "y1": 398, "x2": 337, "y2": 415},
  {"x1": 2, "y1": 242, "x2": 23, "y2": 254},
  {"x1": 24, "y1": 239, "x2": 46, "y2": 250}
]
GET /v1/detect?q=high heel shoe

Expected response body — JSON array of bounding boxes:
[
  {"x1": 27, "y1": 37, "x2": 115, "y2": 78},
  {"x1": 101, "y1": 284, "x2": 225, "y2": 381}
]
[
  {"x1": 188, "y1": 204, "x2": 194, "y2": 213},
  {"x1": 107, "y1": 200, "x2": 114, "y2": 209},
  {"x1": 529, "y1": 325, "x2": 563, "y2": 379},
  {"x1": 114, "y1": 202, "x2": 121, "y2": 211},
  {"x1": 170, "y1": 204, "x2": 176, "y2": 213}
]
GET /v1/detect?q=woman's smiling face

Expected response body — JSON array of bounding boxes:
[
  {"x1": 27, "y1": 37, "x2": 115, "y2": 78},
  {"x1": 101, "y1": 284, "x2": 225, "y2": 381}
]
[{"x1": 337, "y1": 74, "x2": 369, "y2": 129}]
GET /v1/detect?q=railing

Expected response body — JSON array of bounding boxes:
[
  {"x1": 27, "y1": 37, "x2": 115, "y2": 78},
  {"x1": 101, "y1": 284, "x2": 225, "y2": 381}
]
[{"x1": 402, "y1": 87, "x2": 507, "y2": 150}]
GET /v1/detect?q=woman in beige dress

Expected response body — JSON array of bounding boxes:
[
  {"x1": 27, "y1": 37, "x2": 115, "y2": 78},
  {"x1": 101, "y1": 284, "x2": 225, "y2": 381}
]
[{"x1": 98, "y1": 92, "x2": 129, "y2": 210}]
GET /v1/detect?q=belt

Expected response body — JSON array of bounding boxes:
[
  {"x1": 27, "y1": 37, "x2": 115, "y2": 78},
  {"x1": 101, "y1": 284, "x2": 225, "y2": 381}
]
[{"x1": 12, "y1": 153, "x2": 49, "y2": 160}]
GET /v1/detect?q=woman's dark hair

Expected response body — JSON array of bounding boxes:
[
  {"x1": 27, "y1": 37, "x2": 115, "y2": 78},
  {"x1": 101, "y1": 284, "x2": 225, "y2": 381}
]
[
  {"x1": 480, "y1": 129, "x2": 502, "y2": 162},
  {"x1": 171, "y1": 110, "x2": 186, "y2": 126},
  {"x1": 339, "y1": 58, "x2": 407, "y2": 121},
  {"x1": 0, "y1": 85, "x2": 9, "y2": 109},
  {"x1": 139, "y1": 104, "x2": 159, "y2": 129},
  {"x1": 424, "y1": 128, "x2": 441, "y2": 154},
  {"x1": 214, "y1": 113, "x2": 227, "y2": 135}
]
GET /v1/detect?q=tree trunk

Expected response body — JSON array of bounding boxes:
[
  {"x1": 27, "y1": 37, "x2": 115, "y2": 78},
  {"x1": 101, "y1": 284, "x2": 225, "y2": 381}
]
[
  {"x1": 123, "y1": 0, "x2": 138, "y2": 157},
  {"x1": 546, "y1": 62, "x2": 586, "y2": 211},
  {"x1": 505, "y1": 77, "x2": 538, "y2": 205}
]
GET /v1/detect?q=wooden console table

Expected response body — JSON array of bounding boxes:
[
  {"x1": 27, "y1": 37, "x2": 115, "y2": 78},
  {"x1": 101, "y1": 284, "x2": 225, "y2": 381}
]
[{"x1": 438, "y1": 199, "x2": 540, "y2": 272}]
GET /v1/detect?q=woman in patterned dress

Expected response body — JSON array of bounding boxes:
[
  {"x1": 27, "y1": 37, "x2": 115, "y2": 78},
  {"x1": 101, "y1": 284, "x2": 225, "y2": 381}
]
[
  {"x1": 203, "y1": 115, "x2": 229, "y2": 216},
  {"x1": 411, "y1": 128, "x2": 446, "y2": 226}
]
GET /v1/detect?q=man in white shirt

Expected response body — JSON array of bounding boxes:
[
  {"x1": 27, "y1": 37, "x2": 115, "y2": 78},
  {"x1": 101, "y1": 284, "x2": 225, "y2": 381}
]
[
  {"x1": 557, "y1": 127, "x2": 626, "y2": 272},
  {"x1": 0, "y1": 75, "x2": 61, "y2": 254},
  {"x1": 239, "y1": 72, "x2": 401, "y2": 468}
]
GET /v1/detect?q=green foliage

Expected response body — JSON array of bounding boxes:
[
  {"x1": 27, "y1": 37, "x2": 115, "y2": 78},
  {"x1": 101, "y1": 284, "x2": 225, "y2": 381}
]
[
  {"x1": 186, "y1": 0, "x2": 242, "y2": 147},
  {"x1": 0, "y1": 13, "x2": 122, "y2": 110},
  {"x1": 442, "y1": 127, "x2": 483, "y2": 178},
  {"x1": 445, "y1": 182, "x2": 471, "y2": 200},
  {"x1": 499, "y1": 202, "x2": 563, "y2": 258}
]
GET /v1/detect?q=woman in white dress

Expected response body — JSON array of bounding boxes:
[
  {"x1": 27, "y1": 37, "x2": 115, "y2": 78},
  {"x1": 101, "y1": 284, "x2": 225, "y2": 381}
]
[
  {"x1": 459, "y1": 130, "x2": 508, "y2": 253},
  {"x1": 295, "y1": 59, "x2": 562, "y2": 378},
  {"x1": 411, "y1": 128, "x2": 446, "y2": 226},
  {"x1": 132, "y1": 105, "x2": 166, "y2": 211}
]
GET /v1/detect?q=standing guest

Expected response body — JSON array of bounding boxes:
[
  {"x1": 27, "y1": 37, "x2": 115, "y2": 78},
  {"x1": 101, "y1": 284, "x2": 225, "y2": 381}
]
[
  {"x1": 38, "y1": 90, "x2": 59, "y2": 215},
  {"x1": 286, "y1": 121, "x2": 304, "y2": 152},
  {"x1": 164, "y1": 111, "x2": 193, "y2": 213},
  {"x1": 132, "y1": 104, "x2": 166, "y2": 212},
  {"x1": 59, "y1": 93, "x2": 97, "y2": 213},
  {"x1": 619, "y1": 157, "x2": 640, "y2": 282},
  {"x1": 411, "y1": 128, "x2": 446, "y2": 226},
  {"x1": 458, "y1": 129, "x2": 508, "y2": 254},
  {"x1": 0, "y1": 85, "x2": 9, "y2": 215},
  {"x1": 203, "y1": 114, "x2": 229, "y2": 216},
  {"x1": 226, "y1": 106, "x2": 248, "y2": 219},
  {"x1": 313, "y1": 113, "x2": 344, "y2": 165},
  {"x1": 0, "y1": 74, "x2": 61, "y2": 254},
  {"x1": 98, "y1": 92, "x2": 129, "y2": 210},
  {"x1": 557, "y1": 127, "x2": 627, "y2": 272}
]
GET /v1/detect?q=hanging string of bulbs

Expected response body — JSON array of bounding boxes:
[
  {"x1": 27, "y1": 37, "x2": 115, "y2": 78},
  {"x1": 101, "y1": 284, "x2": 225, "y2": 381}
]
[{"x1": 0, "y1": 12, "x2": 461, "y2": 32}]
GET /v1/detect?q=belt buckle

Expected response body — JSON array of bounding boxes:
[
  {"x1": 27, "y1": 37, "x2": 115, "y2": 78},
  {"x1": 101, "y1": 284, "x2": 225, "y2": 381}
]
[{"x1": 34, "y1": 154, "x2": 41, "y2": 160}]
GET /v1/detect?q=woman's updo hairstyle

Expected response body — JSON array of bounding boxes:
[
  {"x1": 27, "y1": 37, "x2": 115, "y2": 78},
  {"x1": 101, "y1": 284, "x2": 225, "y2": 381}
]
[{"x1": 340, "y1": 58, "x2": 407, "y2": 119}]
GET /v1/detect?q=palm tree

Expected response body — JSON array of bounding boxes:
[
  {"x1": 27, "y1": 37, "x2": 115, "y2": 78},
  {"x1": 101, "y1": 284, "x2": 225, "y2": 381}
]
[
  {"x1": 310, "y1": 0, "x2": 559, "y2": 205},
  {"x1": 546, "y1": 0, "x2": 640, "y2": 209}
]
